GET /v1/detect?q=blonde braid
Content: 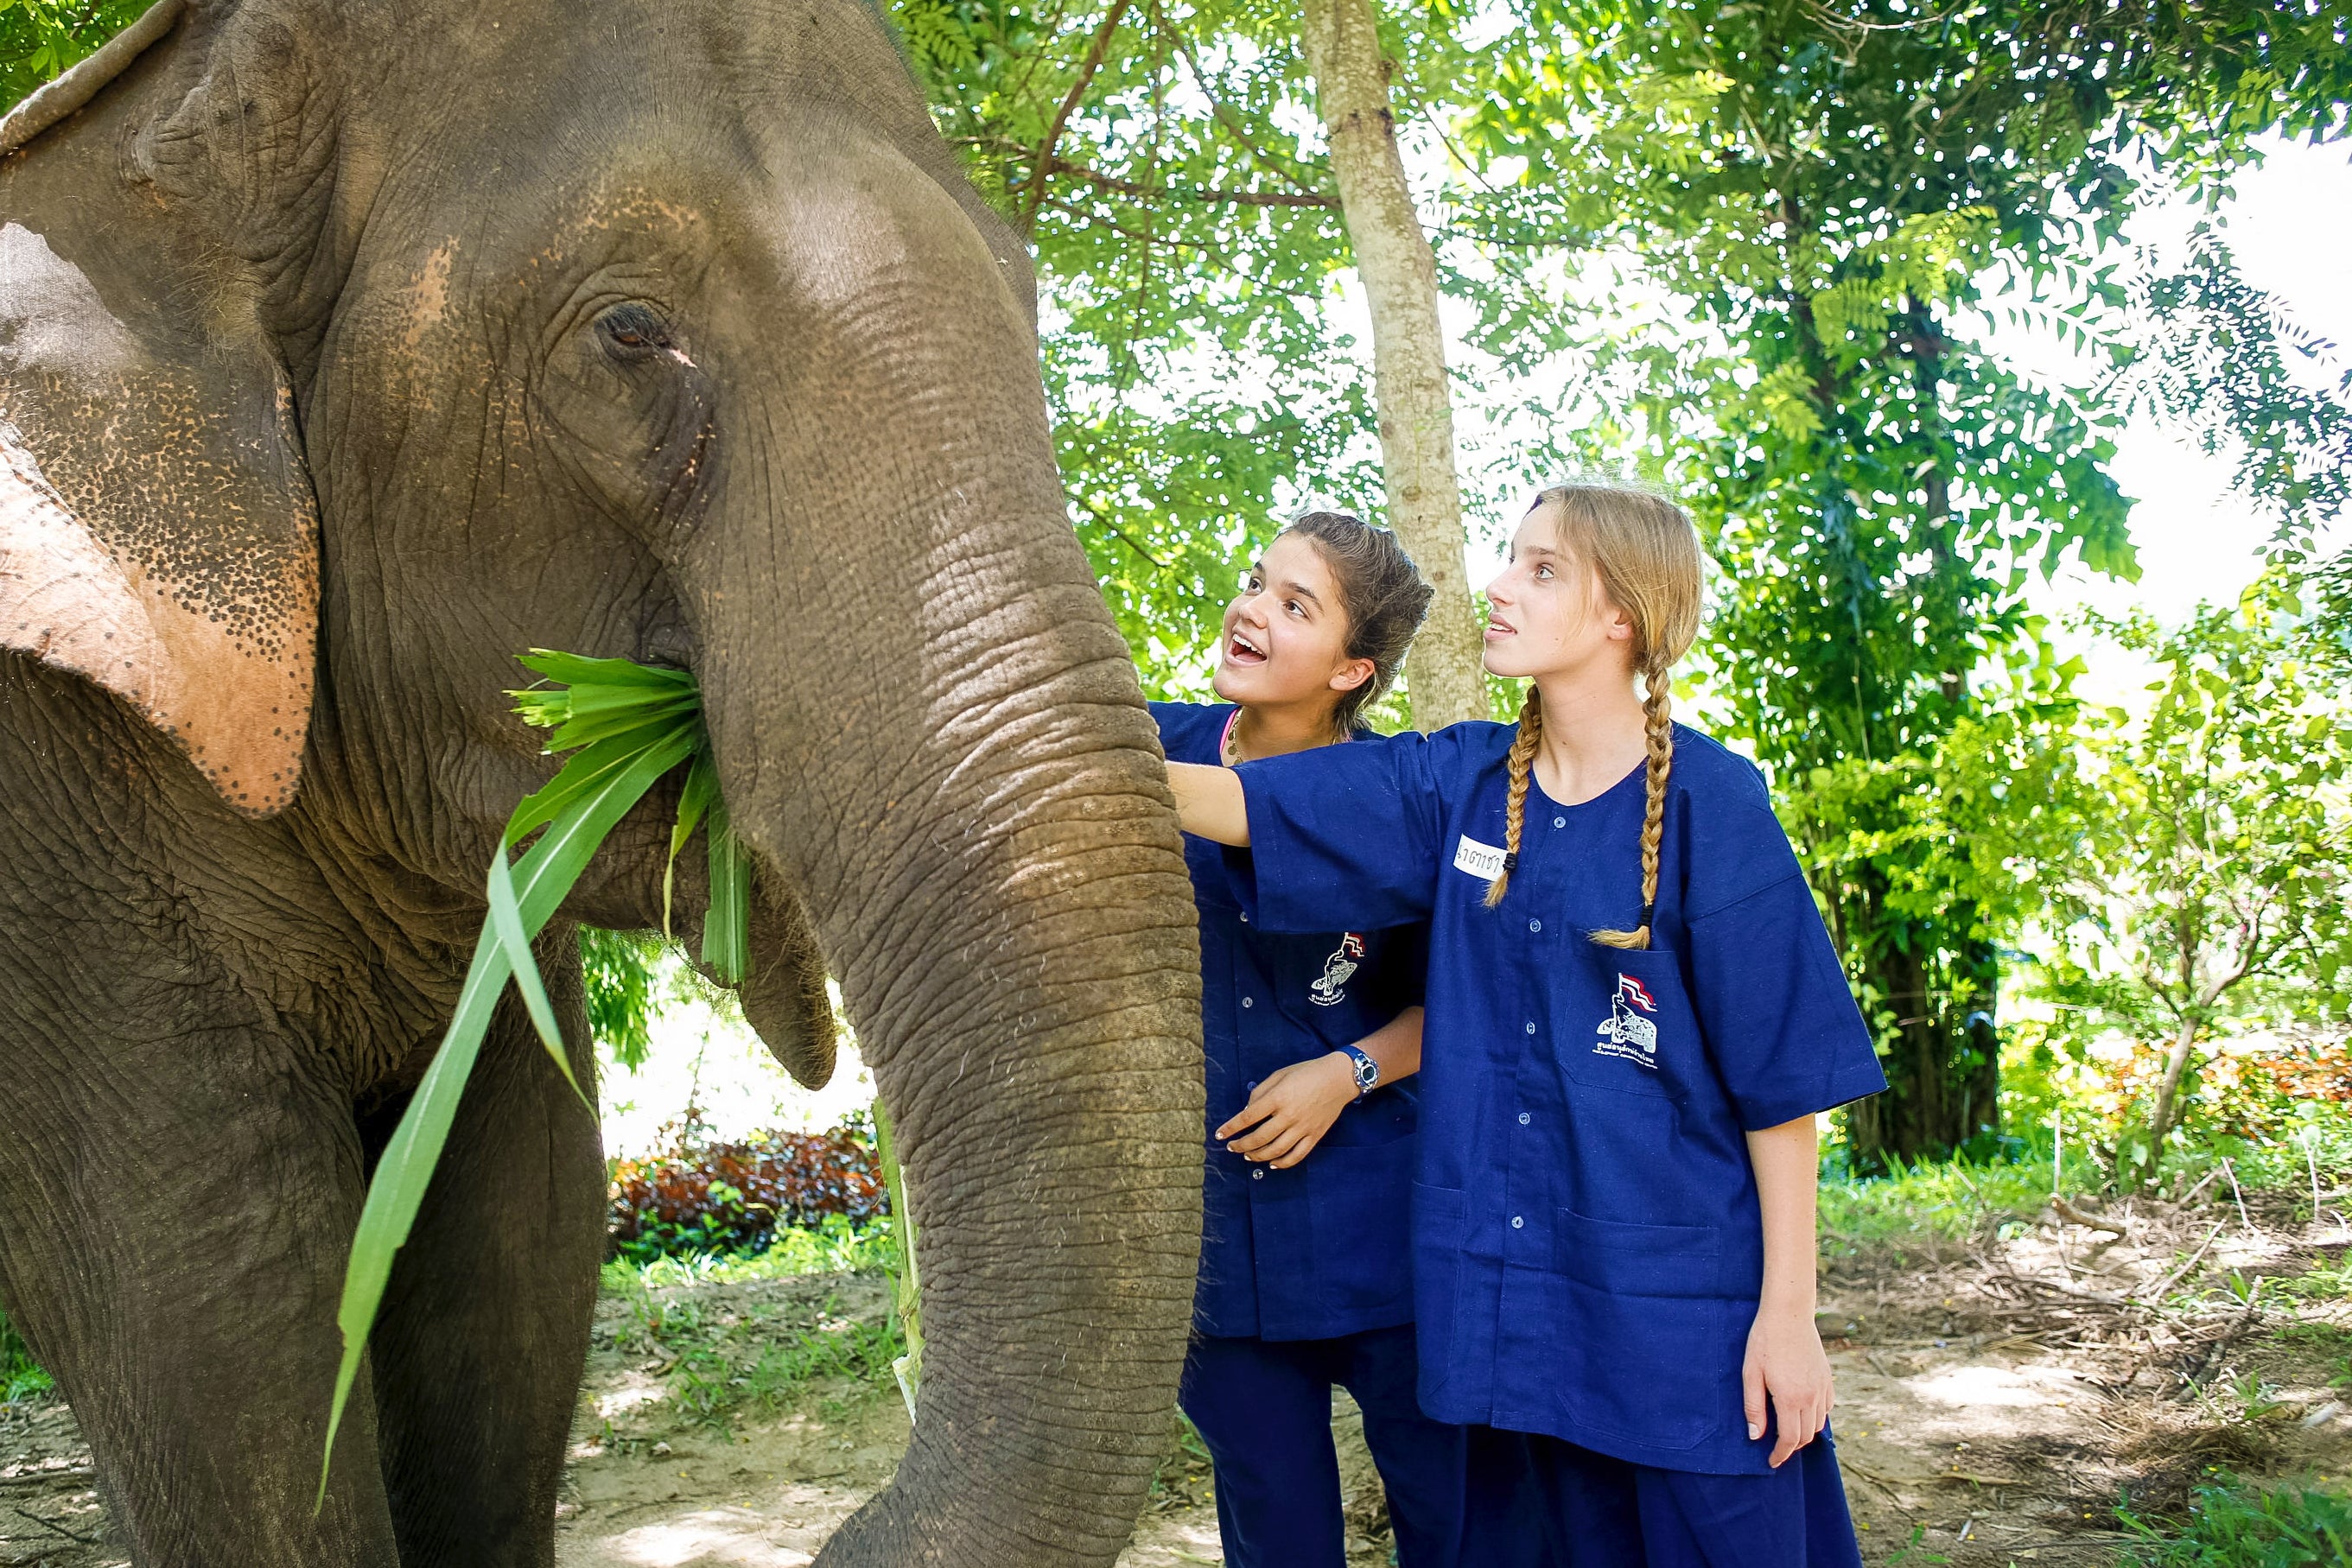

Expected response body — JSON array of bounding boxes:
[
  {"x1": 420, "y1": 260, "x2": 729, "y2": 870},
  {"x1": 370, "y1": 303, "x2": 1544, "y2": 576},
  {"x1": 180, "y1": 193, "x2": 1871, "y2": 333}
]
[
  {"x1": 1484, "y1": 689, "x2": 1542, "y2": 909},
  {"x1": 1592, "y1": 664, "x2": 1675, "y2": 949}
]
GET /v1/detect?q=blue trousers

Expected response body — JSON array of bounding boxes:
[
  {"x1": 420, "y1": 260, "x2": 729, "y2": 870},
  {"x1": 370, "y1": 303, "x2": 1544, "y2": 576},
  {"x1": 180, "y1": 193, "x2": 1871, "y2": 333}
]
[
  {"x1": 1514, "y1": 1430, "x2": 1865, "y2": 1568},
  {"x1": 1179, "y1": 1324, "x2": 1485, "y2": 1568}
]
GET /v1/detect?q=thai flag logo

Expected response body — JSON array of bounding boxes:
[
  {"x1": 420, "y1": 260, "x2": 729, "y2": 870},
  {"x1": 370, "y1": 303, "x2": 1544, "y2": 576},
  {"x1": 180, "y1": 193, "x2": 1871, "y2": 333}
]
[
  {"x1": 1309, "y1": 932, "x2": 1365, "y2": 1006},
  {"x1": 1594, "y1": 972, "x2": 1661, "y2": 1068}
]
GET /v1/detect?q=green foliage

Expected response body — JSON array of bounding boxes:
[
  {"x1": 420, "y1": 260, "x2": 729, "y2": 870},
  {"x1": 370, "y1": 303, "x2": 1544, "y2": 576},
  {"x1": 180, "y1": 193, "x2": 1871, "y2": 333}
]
[
  {"x1": 882, "y1": 0, "x2": 1412, "y2": 678},
  {"x1": 0, "y1": 0, "x2": 151, "y2": 111},
  {"x1": 601, "y1": 1213, "x2": 905, "y2": 1296},
  {"x1": 1995, "y1": 575, "x2": 2352, "y2": 1184},
  {"x1": 609, "y1": 1124, "x2": 889, "y2": 1264},
  {"x1": 2125, "y1": 227, "x2": 2352, "y2": 545},
  {"x1": 580, "y1": 926, "x2": 666, "y2": 1073},
  {"x1": 0, "y1": 1308, "x2": 50, "y2": 1403},
  {"x1": 2125, "y1": 1476, "x2": 2352, "y2": 1567}
]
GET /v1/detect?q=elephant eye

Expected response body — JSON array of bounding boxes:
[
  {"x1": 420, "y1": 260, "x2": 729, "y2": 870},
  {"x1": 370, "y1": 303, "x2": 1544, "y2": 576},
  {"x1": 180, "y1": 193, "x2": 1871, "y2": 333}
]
[{"x1": 596, "y1": 302, "x2": 675, "y2": 359}]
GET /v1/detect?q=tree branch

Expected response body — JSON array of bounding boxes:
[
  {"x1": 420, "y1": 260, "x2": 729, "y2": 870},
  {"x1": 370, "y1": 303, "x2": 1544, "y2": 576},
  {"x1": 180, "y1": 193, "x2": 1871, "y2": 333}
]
[
  {"x1": 1039, "y1": 150, "x2": 1338, "y2": 208},
  {"x1": 1020, "y1": 0, "x2": 1137, "y2": 237}
]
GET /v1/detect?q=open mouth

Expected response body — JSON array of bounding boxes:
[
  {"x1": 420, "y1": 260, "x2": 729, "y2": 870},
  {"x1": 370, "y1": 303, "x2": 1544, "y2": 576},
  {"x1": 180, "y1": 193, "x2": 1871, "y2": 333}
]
[
  {"x1": 1484, "y1": 618, "x2": 1516, "y2": 638},
  {"x1": 1225, "y1": 631, "x2": 1268, "y2": 665}
]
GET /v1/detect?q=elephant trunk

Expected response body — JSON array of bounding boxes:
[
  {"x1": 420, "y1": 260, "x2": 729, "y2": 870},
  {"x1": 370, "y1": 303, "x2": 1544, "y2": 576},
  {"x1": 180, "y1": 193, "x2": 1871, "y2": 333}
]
[{"x1": 673, "y1": 191, "x2": 1203, "y2": 1562}]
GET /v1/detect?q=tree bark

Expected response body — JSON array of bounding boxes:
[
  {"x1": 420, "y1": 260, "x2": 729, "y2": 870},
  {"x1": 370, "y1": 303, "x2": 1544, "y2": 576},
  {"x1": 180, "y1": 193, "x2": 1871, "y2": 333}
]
[
  {"x1": 2128, "y1": 1018, "x2": 2204, "y2": 1189},
  {"x1": 1298, "y1": 0, "x2": 1484, "y2": 729}
]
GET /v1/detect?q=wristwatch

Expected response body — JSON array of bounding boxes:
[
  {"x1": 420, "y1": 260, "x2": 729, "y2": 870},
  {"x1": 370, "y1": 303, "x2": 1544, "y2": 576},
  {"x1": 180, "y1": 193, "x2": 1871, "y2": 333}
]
[{"x1": 1337, "y1": 1044, "x2": 1380, "y2": 1099}]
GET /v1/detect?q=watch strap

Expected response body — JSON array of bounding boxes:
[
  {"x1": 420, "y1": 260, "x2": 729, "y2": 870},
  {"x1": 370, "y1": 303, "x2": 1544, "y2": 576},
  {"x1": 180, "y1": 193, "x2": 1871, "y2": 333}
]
[{"x1": 1337, "y1": 1043, "x2": 1378, "y2": 1097}]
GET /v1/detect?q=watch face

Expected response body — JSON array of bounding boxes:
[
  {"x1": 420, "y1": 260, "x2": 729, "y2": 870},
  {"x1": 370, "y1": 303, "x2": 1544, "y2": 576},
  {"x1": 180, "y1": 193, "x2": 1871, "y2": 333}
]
[{"x1": 1353, "y1": 1055, "x2": 1378, "y2": 1091}]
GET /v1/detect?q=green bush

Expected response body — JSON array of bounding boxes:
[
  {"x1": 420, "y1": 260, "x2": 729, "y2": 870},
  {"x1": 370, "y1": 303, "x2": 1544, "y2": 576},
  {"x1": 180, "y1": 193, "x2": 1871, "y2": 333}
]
[
  {"x1": 1, "y1": 1308, "x2": 50, "y2": 1403},
  {"x1": 2126, "y1": 1477, "x2": 2352, "y2": 1566}
]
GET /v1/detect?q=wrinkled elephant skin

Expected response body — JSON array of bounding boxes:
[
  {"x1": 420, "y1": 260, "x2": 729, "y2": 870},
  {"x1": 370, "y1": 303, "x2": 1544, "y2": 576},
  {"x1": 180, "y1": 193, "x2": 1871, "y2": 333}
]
[{"x1": 0, "y1": 2, "x2": 1204, "y2": 1564}]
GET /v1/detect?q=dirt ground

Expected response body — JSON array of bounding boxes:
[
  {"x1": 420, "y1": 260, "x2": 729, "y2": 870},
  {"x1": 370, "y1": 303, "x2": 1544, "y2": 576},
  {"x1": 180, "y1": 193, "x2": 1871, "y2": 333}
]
[{"x1": 8, "y1": 1190, "x2": 2352, "y2": 1566}]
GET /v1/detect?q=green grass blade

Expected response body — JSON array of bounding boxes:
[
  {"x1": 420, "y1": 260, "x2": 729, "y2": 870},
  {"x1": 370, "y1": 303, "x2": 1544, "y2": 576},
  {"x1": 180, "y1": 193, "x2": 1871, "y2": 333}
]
[
  {"x1": 544, "y1": 701, "x2": 701, "y2": 755},
  {"x1": 510, "y1": 689, "x2": 574, "y2": 731},
  {"x1": 505, "y1": 723, "x2": 697, "y2": 849},
  {"x1": 317, "y1": 924, "x2": 507, "y2": 1508},
  {"x1": 486, "y1": 845, "x2": 591, "y2": 1112},
  {"x1": 320, "y1": 726, "x2": 696, "y2": 1504},
  {"x1": 665, "y1": 751, "x2": 721, "y2": 937},
  {"x1": 702, "y1": 797, "x2": 750, "y2": 985},
  {"x1": 516, "y1": 650, "x2": 695, "y2": 690}
]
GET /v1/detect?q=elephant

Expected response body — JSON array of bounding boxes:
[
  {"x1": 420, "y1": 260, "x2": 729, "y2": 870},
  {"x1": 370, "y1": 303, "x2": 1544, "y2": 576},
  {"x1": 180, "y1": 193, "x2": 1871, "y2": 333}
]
[{"x1": 0, "y1": 0, "x2": 1206, "y2": 1563}]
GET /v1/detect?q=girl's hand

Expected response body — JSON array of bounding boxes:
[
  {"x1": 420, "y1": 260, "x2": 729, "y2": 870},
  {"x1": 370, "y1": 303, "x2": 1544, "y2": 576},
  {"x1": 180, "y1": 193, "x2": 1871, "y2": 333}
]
[
  {"x1": 1214, "y1": 1053, "x2": 1357, "y2": 1169},
  {"x1": 1741, "y1": 1305, "x2": 1833, "y2": 1467}
]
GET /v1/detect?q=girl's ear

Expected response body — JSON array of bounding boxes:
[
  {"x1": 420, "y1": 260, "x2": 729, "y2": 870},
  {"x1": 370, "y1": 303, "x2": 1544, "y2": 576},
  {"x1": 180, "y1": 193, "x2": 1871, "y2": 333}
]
[
  {"x1": 1329, "y1": 656, "x2": 1376, "y2": 695},
  {"x1": 1602, "y1": 600, "x2": 1637, "y2": 643}
]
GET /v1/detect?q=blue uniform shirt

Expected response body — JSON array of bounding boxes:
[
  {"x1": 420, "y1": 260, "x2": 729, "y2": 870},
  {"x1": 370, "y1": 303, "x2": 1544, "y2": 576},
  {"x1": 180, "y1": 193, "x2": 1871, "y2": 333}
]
[
  {"x1": 1228, "y1": 721, "x2": 1886, "y2": 1473},
  {"x1": 1153, "y1": 701, "x2": 1429, "y2": 1343}
]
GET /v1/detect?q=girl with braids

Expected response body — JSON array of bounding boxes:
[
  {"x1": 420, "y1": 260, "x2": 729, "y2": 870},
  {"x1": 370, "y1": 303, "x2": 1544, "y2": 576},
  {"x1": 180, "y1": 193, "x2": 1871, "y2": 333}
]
[
  {"x1": 1168, "y1": 484, "x2": 1885, "y2": 1567},
  {"x1": 1148, "y1": 511, "x2": 1502, "y2": 1568}
]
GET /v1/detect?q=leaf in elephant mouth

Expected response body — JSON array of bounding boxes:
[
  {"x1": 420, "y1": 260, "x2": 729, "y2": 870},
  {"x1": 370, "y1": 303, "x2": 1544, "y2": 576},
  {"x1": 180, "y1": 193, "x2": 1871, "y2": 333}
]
[{"x1": 318, "y1": 650, "x2": 753, "y2": 1506}]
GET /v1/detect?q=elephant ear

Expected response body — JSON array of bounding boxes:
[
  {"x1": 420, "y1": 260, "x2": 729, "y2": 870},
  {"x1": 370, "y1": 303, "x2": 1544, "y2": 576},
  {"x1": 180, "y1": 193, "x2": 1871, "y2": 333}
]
[{"x1": 0, "y1": 0, "x2": 321, "y2": 817}]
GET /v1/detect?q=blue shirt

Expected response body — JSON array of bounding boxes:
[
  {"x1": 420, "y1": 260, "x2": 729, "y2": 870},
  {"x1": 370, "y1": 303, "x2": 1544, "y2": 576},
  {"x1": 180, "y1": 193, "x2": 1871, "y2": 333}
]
[
  {"x1": 1228, "y1": 721, "x2": 1885, "y2": 1471},
  {"x1": 1153, "y1": 701, "x2": 1428, "y2": 1342}
]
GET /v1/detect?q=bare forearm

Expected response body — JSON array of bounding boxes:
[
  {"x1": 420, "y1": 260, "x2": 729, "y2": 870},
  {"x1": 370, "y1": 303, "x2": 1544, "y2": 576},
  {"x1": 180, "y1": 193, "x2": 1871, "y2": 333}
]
[
  {"x1": 1168, "y1": 760, "x2": 1250, "y2": 846},
  {"x1": 1745, "y1": 1116, "x2": 1819, "y2": 1315},
  {"x1": 1356, "y1": 1006, "x2": 1423, "y2": 1087}
]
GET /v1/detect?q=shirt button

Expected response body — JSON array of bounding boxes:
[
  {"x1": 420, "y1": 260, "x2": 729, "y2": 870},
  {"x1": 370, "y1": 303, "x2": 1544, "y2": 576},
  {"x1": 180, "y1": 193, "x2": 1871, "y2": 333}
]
[
  {"x1": 1518, "y1": 1112, "x2": 1531, "y2": 1126},
  {"x1": 1529, "y1": 918, "x2": 1542, "y2": 933},
  {"x1": 1251, "y1": 1168, "x2": 1265, "y2": 1181},
  {"x1": 1525, "y1": 1021, "x2": 1537, "y2": 1035},
  {"x1": 1239, "y1": 911, "x2": 1249, "y2": 923},
  {"x1": 1510, "y1": 1215, "x2": 1524, "y2": 1229},
  {"x1": 1241, "y1": 996, "x2": 1254, "y2": 1009},
  {"x1": 1553, "y1": 816, "x2": 1566, "y2": 828}
]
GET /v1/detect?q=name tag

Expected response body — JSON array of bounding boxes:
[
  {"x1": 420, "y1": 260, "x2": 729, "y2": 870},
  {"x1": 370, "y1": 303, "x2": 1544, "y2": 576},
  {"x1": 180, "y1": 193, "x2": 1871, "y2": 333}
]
[{"x1": 1453, "y1": 835, "x2": 1507, "y2": 881}]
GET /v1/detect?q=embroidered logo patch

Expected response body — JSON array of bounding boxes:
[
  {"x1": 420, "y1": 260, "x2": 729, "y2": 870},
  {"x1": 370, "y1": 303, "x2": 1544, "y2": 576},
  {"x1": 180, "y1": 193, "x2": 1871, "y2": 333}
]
[
  {"x1": 1593, "y1": 973, "x2": 1660, "y2": 1069},
  {"x1": 1309, "y1": 932, "x2": 1365, "y2": 1006},
  {"x1": 1453, "y1": 835, "x2": 1507, "y2": 881}
]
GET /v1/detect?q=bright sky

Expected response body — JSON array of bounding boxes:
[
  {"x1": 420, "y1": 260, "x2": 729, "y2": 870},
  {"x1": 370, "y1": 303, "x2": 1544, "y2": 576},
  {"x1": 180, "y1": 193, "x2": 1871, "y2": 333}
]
[{"x1": 2010, "y1": 136, "x2": 2350, "y2": 628}]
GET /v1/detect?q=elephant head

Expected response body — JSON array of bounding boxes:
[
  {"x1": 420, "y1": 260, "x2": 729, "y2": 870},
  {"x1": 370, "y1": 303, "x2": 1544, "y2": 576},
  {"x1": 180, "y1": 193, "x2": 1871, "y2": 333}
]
[{"x1": 0, "y1": 0, "x2": 1202, "y2": 1561}]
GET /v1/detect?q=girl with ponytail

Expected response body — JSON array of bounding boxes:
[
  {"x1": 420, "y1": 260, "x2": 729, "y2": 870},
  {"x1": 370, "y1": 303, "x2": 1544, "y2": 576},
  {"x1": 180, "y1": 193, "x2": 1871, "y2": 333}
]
[
  {"x1": 1169, "y1": 485, "x2": 1886, "y2": 1568},
  {"x1": 1149, "y1": 511, "x2": 1503, "y2": 1568}
]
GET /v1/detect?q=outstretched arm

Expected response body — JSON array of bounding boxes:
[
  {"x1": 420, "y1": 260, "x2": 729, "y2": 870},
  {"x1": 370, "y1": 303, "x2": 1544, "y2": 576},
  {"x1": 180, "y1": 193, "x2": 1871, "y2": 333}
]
[
  {"x1": 1168, "y1": 761, "x2": 1249, "y2": 845},
  {"x1": 1742, "y1": 1114, "x2": 1833, "y2": 1467}
]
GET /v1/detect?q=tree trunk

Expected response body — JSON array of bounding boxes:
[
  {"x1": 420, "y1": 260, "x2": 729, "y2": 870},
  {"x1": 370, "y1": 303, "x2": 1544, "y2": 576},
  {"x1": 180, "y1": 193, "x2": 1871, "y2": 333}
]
[
  {"x1": 1836, "y1": 887, "x2": 1999, "y2": 1167},
  {"x1": 2126, "y1": 1019, "x2": 2204, "y2": 1189},
  {"x1": 1298, "y1": 0, "x2": 1484, "y2": 729}
]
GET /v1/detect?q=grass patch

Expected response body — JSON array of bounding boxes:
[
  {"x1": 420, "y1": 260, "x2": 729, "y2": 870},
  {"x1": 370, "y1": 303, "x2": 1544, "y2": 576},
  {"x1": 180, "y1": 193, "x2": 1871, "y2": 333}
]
[
  {"x1": 671, "y1": 1310, "x2": 904, "y2": 1427},
  {"x1": 0, "y1": 1309, "x2": 49, "y2": 1404},
  {"x1": 1817, "y1": 1154, "x2": 2055, "y2": 1256},
  {"x1": 601, "y1": 1213, "x2": 899, "y2": 1297},
  {"x1": 2125, "y1": 1476, "x2": 2352, "y2": 1565},
  {"x1": 596, "y1": 1217, "x2": 907, "y2": 1431}
]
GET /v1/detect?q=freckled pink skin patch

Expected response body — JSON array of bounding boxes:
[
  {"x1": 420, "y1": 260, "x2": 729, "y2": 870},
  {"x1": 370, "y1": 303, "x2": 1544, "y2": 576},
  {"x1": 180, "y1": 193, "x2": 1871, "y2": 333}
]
[{"x1": 0, "y1": 416, "x2": 316, "y2": 816}]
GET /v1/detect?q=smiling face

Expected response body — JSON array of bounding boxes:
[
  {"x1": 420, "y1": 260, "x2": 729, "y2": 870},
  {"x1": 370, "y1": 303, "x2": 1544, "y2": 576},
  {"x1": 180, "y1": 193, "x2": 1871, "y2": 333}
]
[
  {"x1": 1481, "y1": 504, "x2": 1637, "y2": 683},
  {"x1": 1211, "y1": 530, "x2": 1373, "y2": 721}
]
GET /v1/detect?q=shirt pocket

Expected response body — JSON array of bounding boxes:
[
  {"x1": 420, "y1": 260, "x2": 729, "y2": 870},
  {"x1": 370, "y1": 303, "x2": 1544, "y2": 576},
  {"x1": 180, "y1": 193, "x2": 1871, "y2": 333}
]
[
  {"x1": 1553, "y1": 944, "x2": 1696, "y2": 1103},
  {"x1": 1554, "y1": 1208, "x2": 1726, "y2": 1450},
  {"x1": 1302, "y1": 1139, "x2": 1416, "y2": 1324}
]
